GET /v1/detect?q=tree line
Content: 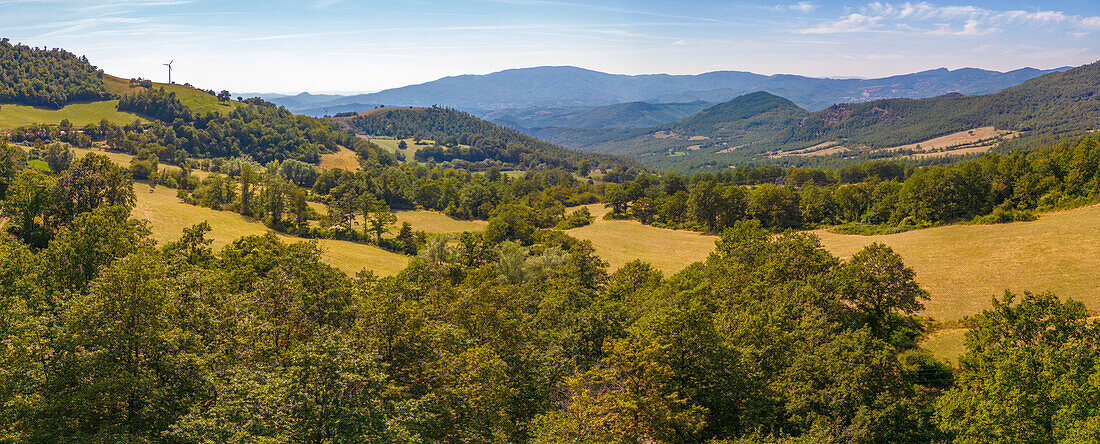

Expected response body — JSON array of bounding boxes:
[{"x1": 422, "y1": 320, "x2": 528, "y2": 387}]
[{"x1": 607, "y1": 134, "x2": 1100, "y2": 233}]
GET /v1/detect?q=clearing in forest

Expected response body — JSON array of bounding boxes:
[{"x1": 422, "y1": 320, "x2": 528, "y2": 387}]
[
  {"x1": 319, "y1": 145, "x2": 361, "y2": 171},
  {"x1": 134, "y1": 184, "x2": 409, "y2": 276},
  {"x1": 566, "y1": 204, "x2": 716, "y2": 275}
]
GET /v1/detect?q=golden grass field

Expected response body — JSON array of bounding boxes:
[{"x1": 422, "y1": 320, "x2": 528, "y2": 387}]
[
  {"x1": 815, "y1": 204, "x2": 1100, "y2": 322},
  {"x1": 566, "y1": 204, "x2": 716, "y2": 275},
  {"x1": 922, "y1": 328, "x2": 969, "y2": 365},
  {"x1": 318, "y1": 146, "x2": 360, "y2": 171},
  {"x1": 133, "y1": 184, "x2": 409, "y2": 276}
]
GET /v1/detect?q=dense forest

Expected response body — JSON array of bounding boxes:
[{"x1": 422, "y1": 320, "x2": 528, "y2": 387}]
[
  {"x1": 605, "y1": 134, "x2": 1100, "y2": 234},
  {"x1": 0, "y1": 39, "x2": 114, "y2": 108},
  {"x1": 2, "y1": 139, "x2": 1099, "y2": 441},
  {"x1": 336, "y1": 107, "x2": 638, "y2": 171}
]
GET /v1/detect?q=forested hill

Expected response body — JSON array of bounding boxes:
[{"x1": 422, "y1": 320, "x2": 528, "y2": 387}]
[
  {"x1": 0, "y1": 39, "x2": 113, "y2": 108},
  {"x1": 785, "y1": 60, "x2": 1100, "y2": 149},
  {"x1": 544, "y1": 60, "x2": 1100, "y2": 171},
  {"x1": 334, "y1": 106, "x2": 640, "y2": 171}
]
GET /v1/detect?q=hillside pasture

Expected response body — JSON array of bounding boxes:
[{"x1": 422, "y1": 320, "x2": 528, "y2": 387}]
[
  {"x1": 319, "y1": 145, "x2": 361, "y2": 171},
  {"x1": 566, "y1": 204, "x2": 716, "y2": 275},
  {"x1": 104, "y1": 74, "x2": 239, "y2": 115},
  {"x1": 0, "y1": 100, "x2": 143, "y2": 130},
  {"x1": 815, "y1": 204, "x2": 1100, "y2": 322}
]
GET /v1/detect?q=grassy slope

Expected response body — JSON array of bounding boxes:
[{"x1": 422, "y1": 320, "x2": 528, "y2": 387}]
[
  {"x1": 133, "y1": 184, "x2": 409, "y2": 276},
  {"x1": 103, "y1": 75, "x2": 239, "y2": 115},
  {"x1": 0, "y1": 75, "x2": 238, "y2": 132},
  {"x1": 566, "y1": 204, "x2": 716, "y2": 275},
  {"x1": 814, "y1": 204, "x2": 1100, "y2": 322},
  {"x1": 0, "y1": 100, "x2": 143, "y2": 130}
]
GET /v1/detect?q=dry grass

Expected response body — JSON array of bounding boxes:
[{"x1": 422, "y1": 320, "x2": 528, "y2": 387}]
[
  {"x1": 133, "y1": 184, "x2": 409, "y2": 276},
  {"x1": 566, "y1": 204, "x2": 715, "y2": 275},
  {"x1": 769, "y1": 141, "x2": 849, "y2": 158},
  {"x1": 319, "y1": 145, "x2": 360, "y2": 171},
  {"x1": 921, "y1": 328, "x2": 968, "y2": 365},
  {"x1": 814, "y1": 204, "x2": 1100, "y2": 322},
  {"x1": 396, "y1": 210, "x2": 486, "y2": 233}
]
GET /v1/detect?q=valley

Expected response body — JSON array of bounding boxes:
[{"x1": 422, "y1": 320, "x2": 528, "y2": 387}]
[{"x1": 3, "y1": 28, "x2": 1100, "y2": 442}]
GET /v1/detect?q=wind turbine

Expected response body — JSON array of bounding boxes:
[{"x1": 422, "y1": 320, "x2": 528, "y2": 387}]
[{"x1": 163, "y1": 60, "x2": 174, "y2": 84}]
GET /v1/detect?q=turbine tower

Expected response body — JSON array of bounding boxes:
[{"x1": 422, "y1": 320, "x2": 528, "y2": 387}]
[{"x1": 164, "y1": 60, "x2": 174, "y2": 84}]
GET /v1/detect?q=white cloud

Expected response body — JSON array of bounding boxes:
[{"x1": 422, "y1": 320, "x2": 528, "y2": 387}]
[
  {"x1": 790, "y1": 2, "x2": 817, "y2": 13},
  {"x1": 797, "y1": 13, "x2": 875, "y2": 33},
  {"x1": 799, "y1": 2, "x2": 1100, "y2": 36}
]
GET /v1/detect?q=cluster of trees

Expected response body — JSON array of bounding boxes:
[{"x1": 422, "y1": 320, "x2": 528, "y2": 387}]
[
  {"x1": 116, "y1": 87, "x2": 192, "y2": 122},
  {"x1": 0, "y1": 145, "x2": 134, "y2": 248},
  {"x1": 609, "y1": 135, "x2": 1100, "y2": 232},
  {"x1": 177, "y1": 159, "x2": 597, "y2": 254},
  {"x1": 340, "y1": 106, "x2": 636, "y2": 172},
  {"x1": 3, "y1": 148, "x2": 1097, "y2": 441},
  {"x1": 8, "y1": 105, "x2": 393, "y2": 167},
  {"x1": 0, "y1": 39, "x2": 113, "y2": 108}
]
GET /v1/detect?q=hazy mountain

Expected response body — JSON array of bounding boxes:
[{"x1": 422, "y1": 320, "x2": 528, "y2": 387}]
[
  {"x1": 486, "y1": 101, "x2": 712, "y2": 130},
  {"x1": 267, "y1": 65, "x2": 1069, "y2": 121}
]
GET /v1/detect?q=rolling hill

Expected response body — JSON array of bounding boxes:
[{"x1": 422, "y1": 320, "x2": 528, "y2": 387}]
[
  {"x1": 544, "y1": 60, "x2": 1100, "y2": 171},
  {"x1": 331, "y1": 106, "x2": 639, "y2": 171},
  {"x1": 485, "y1": 101, "x2": 711, "y2": 130}
]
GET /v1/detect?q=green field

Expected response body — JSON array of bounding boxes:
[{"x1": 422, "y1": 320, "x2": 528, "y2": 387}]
[
  {"x1": 0, "y1": 100, "x2": 144, "y2": 130},
  {"x1": 566, "y1": 204, "x2": 716, "y2": 275},
  {"x1": 0, "y1": 76, "x2": 238, "y2": 132}
]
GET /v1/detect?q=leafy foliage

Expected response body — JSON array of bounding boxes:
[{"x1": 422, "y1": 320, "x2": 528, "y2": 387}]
[
  {"x1": 116, "y1": 87, "x2": 192, "y2": 122},
  {"x1": 0, "y1": 39, "x2": 113, "y2": 108}
]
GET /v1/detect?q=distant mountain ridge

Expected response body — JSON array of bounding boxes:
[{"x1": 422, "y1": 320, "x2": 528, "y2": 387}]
[
  {"x1": 263, "y1": 65, "x2": 1069, "y2": 122},
  {"x1": 539, "y1": 60, "x2": 1100, "y2": 171}
]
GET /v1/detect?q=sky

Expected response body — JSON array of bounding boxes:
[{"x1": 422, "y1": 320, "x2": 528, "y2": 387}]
[{"x1": 2, "y1": 0, "x2": 1098, "y2": 94}]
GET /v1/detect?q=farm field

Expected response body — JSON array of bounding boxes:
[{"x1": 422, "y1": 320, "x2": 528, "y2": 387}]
[
  {"x1": 566, "y1": 204, "x2": 716, "y2": 275},
  {"x1": 133, "y1": 184, "x2": 409, "y2": 276},
  {"x1": 814, "y1": 204, "x2": 1100, "y2": 322},
  {"x1": 0, "y1": 100, "x2": 143, "y2": 130}
]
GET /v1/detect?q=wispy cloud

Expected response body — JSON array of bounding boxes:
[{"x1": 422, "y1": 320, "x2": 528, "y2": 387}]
[{"x1": 798, "y1": 2, "x2": 1100, "y2": 36}]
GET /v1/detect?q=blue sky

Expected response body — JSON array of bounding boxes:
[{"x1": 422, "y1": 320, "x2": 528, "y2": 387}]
[{"x1": 2, "y1": 0, "x2": 1098, "y2": 93}]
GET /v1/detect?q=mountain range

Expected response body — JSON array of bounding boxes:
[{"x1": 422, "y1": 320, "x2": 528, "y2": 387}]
[
  {"x1": 258, "y1": 65, "x2": 1069, "y2": 129},
  {"x1": 530, "y1": 61, "x2": 1100, "y2": 171}
]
